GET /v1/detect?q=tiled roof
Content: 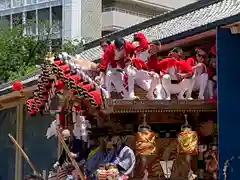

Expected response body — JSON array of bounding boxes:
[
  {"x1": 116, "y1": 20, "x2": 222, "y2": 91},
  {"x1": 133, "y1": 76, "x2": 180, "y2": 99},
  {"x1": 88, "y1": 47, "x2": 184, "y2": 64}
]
[
  {"x1": 78, "y1": 0, "x2": 240, "y2": 61},
  {"x1": 0, "y1": 69, "x2": 40, "y2": 95}
]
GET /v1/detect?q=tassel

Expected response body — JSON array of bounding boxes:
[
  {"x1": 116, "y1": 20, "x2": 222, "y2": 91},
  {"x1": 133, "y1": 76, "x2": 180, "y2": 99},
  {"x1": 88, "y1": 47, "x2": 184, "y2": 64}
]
[
  {"x1": 72, "y1": 107, "x2": 77, "y2": 124},
  {"x1": 46, "y1": 120, "x2": 57, "y2": 139},
  {"x1": 73, "y1": 112, "x2": 81, "y2": 140}
]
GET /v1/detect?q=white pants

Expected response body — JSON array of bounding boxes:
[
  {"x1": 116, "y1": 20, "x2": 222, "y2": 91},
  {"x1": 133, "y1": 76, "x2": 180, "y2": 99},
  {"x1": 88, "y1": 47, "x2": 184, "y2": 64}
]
[
  {"x1": 135, "y1": 69, "x2": 163, "y2": 99},
  {"x1": 187, "y1": 73, "x2": 208, "y2": 99},
  {"x1": 105, "y1": 67, "x2": 128, "y2": 98},
  {"x1": 105, "y1": 65, "x2": 137, "y2": 99},
  {"x1": 207, "y1": 80, "x2": 216, "y2": 98},
  {"x1": 162, "y1": 74, "x2": 192, "y2": 100}
]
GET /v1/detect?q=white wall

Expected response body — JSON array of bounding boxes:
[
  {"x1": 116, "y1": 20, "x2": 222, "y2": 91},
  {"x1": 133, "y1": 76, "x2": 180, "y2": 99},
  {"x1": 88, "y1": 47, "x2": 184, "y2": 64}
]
[
  {"x1": 81, "y1": 0, "x2": 102, "y2": 41},
  {"x1": 62, "y1": 0, "x2": 102, "y2": 41},
  {"x1": 102, "y1": 10, "x2": 148, "y2": 31}
]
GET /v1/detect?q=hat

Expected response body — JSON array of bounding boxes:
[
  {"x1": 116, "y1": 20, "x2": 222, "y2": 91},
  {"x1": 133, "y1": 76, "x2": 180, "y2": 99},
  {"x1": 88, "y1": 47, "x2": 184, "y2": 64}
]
[{"x1": 114, "y1": 37, "x2": 124, "y2": 49}]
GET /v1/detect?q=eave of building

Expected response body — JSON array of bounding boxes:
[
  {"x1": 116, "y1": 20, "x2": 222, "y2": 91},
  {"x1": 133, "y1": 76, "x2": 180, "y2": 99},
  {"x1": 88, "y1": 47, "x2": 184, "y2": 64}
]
[{"x1": 117, "y1": 0, "x2": 174, "y2": 11}]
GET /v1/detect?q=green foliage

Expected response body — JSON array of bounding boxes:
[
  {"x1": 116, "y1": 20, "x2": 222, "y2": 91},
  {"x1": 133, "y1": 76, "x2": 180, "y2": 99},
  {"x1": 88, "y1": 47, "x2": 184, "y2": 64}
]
[
  {"x1": 0, "y1": 20, "x2": 51, "y2": 83},
  {"x1": 0, "y1": 16, "x2": 86, "y2": 83},
  {"x1": 61, "y1": 39, "x2": 85, "y2": 55}
]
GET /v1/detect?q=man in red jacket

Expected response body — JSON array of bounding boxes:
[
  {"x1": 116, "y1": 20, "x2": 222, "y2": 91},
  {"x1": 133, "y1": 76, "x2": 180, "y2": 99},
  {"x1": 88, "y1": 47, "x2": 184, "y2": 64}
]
[
  {"x1": 133, "y1": 40, "x2": 164, "y2": 100},
  {"x1": 159, "y1": 48, "x2": 193, "y2": 100},
  {"x1": 133, "y1": 32, "x2": 151, "y2": 61},
  {"x1": 97, "y1": 37, "x2": 138, "y2": 99},
  {"x1": 186, "y1": 48, "x2": 208, "y2": 100},
  {"x1": 96, "y1": 39, "x2": 128, "y2": 98}
]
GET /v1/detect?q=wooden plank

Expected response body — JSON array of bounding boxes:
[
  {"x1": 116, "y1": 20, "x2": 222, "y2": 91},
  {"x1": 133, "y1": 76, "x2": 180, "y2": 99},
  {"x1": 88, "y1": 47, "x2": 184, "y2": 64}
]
[
  {"x1": 0, "y1": 85, "x2": 36, "y2": 110},
  {"x1": 105, "y1": 99, "x2": 216, "y2": 113}
]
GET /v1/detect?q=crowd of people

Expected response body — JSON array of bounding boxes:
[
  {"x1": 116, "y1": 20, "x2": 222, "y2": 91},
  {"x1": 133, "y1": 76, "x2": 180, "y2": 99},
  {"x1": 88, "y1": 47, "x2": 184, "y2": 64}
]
[
  {"x1": 50, "y1": 129, "x2": 135, "y2": 180},
  {"x1": 95, "y1": 32, "x2": 217, "y2": 101}
]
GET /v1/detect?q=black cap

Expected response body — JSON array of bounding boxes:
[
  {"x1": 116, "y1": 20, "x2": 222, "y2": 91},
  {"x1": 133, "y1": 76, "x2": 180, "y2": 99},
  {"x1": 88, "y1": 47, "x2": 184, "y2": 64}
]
[{"x1": 114, "y1": 37, "x2": 125, "y2": 49}]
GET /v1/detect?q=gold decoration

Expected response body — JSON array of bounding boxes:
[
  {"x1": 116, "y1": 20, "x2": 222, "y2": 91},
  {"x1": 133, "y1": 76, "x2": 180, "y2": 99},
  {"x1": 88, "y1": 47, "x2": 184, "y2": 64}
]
[
  {"x1": 178, "y1": 115, "x2": 198, "y2": 155},
  {"x1": 136, "y1": 131, "x2": 156, "y2": 155},
  {"x1": 136, "y1": 114, "x2": 156, "y2": 156},
  {"x1": 178, "y1": 130, "x2": 198, "y2": 155}
]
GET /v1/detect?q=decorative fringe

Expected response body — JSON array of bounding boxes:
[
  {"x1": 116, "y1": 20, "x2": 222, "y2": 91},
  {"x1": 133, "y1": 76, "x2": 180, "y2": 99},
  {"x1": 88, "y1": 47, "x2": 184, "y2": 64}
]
[
  {"x1": 46, "y1": 120, "x2": 57, "y2": 139},
  {"x1": 73, "y1": 114, "x2": 91, "y2": 142}
]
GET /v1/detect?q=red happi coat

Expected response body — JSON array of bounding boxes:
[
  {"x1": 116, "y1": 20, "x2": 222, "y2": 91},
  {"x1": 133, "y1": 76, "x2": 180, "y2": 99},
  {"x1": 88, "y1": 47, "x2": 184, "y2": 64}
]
[
  {"x1": 146, "y1": 54, "x2": 162, "y2": 73},
  {"x1": 99, "y1": 41, "x2": 136, "y2": 72},
  {"x1": 135, "y1": 32, "x2": 149, "y2": 53},
  {"x1": 157, "y1": 58, "x2": 193, "y2": 76}
]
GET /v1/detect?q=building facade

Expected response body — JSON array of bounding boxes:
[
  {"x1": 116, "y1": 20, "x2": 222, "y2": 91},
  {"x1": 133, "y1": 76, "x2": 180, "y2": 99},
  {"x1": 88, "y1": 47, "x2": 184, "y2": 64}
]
[{"x1": 0, "y1": 0, "x2": 197, "y2": 42}]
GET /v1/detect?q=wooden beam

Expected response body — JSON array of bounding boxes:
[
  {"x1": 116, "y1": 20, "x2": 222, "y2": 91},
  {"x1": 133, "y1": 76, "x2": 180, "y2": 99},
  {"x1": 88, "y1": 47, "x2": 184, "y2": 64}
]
[
  {"x1": 0, "y1": 85, "x2": 36, "y2": 110},
  {"x1": 161, "y1": 29, "x2": 216, "y2": 52}
]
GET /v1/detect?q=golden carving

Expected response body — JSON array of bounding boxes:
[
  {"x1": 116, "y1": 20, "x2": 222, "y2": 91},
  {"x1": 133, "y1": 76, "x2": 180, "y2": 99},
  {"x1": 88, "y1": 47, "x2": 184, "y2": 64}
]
[{"x1": 178, "y1": 130, "x2": 198, "y2": 155}]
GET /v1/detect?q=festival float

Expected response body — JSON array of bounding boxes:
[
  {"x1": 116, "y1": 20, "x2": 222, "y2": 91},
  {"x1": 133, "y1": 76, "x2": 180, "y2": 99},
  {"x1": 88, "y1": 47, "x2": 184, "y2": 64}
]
[
  {"x1": 21, "y1": 44, "x2": 218, "y2": 180},
  {"x1": 1, "y1": 0, "x2": 239, "y2": 180}
]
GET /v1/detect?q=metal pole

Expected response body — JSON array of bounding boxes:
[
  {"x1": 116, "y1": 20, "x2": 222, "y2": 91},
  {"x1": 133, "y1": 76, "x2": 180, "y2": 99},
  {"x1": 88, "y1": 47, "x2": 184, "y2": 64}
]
[{"x1": 49, "y1": 0, "x2": 52, "y2": 52}]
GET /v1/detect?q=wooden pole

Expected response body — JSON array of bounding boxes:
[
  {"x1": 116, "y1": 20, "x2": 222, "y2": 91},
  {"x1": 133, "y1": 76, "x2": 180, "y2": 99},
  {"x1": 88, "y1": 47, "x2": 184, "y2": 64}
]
[
  {"x1": 57, "y1": 130, "x2": 85, "y2": 180},
  {"x1": 9, "y1": 134, "x2": 41, "y2": 177},
  {"x1": 19, "y1": 104, "x2": 24, "y2": 180}
]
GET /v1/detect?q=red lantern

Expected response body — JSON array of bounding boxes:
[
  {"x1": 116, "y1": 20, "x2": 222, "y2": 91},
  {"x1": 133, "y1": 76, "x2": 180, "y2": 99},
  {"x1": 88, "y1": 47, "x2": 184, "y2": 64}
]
[
  {"x1": 12, "y1": 80, "x2": 23, "y2": 91},
  {"x1": 55, "y1": 80, "x2": 64, "y2": 90}
]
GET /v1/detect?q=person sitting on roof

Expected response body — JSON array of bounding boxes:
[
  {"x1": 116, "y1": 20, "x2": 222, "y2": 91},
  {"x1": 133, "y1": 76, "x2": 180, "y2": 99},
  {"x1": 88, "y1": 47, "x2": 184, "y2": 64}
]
[
  {"x1": 207, "y1": 45, "x2": 217, "y2": 102},
  {"x1": 133, "y1": 32, "x2": 150, "y2": 61},
  {"x1": 159, "y1": 47, "x2": 193, "y2": 100},
  {"x1": 96, "y1": 39, "x2": 128, "y2": 99},
  {"x1": 132, "y1": 40, "x2": 164, "y2": 99},
  {"x1": 97, "y1": 37, "x2": 138, "y2": 100},
  {"x1": 186, "y1": 48, "x2": 208, "y2": 100}
]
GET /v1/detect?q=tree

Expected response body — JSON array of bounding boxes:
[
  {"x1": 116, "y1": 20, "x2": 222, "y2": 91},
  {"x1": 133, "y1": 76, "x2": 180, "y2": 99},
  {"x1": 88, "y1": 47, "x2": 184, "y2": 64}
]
[
  {"x1": 0, "y1": 18, "x2": 51, "y2": 83},
  {"x1": 61, "y1": 39, "x2": 85, "y2": 55},
  {"x1": 0, "y1": 16, "x2": 86, "y2": 83}
]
